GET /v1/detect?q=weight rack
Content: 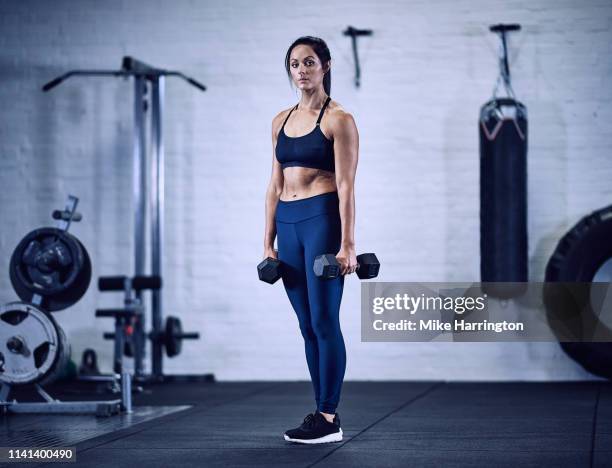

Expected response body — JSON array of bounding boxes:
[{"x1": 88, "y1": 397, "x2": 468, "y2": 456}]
[{"x1": 1, "y1": 196, "x2": 132, "y2": 416}]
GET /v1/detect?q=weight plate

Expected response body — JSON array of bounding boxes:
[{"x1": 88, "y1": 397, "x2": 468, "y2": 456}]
[
  {"x1": 0, "y1": 302, "x2": 69, "y2": 386},
  {"x1": 10, "y1": 235, "x2": 92, "y2": 312},
  {"x1": 44, "y1": 237, "x2": 92, "y2": 312},
  {"x1": 39, "y1": 319, "x2": 70, "y2": 386},
  {"x1": 10, "y1": 228, "x2": 84, "y2": 298},
  {"x1": 165, "y1": 316, "x2": 182, "y2": 358}
]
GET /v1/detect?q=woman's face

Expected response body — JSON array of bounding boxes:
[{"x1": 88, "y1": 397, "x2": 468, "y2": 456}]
[{"x1": 289, "y1": 44, "x2": 329, "y2": 92}]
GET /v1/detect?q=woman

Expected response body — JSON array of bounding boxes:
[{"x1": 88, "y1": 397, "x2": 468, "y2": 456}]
[{"x1": 263, "y1": 36, "x2": 359, "y2": 444}]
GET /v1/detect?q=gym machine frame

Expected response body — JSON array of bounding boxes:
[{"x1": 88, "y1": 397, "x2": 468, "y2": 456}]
[{"x1": 43, "y1": 57, "x2": 213, "y2": 382}]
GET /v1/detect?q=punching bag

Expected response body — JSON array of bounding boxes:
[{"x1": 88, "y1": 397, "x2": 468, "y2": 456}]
[
  {"x1": 480, "y1": 24, "x2": 528, "y2": 299},
  {"x1": 479, "y1": 99, "x2": 528, "y2": 285}
]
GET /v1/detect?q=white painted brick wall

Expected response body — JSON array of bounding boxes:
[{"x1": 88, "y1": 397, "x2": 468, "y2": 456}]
[{"x1": 0, "y1": 0, "x2": 611, "y2": 381}]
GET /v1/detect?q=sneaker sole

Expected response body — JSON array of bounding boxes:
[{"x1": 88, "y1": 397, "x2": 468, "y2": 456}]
[{"x1": 283, "y1": 428, "x2": 343, "y2": 444}]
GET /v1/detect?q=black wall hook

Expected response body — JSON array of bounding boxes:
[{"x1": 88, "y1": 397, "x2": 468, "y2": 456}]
[{"x1": 343, "y1": 26, "x2": 373, "y2": 88}]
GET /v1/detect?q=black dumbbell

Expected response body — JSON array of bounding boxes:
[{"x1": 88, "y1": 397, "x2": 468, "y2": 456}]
[
  {"x1": 313, "y1": 252, "x2": 380, "y2": 280},
  {"x1": 258, "y1": 257, "x2": 281, "y2": 284}
]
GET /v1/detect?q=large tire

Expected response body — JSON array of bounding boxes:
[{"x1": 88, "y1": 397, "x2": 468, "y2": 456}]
[{"x1": 545, "y1": 205, "x2": 612, "y2": 379}]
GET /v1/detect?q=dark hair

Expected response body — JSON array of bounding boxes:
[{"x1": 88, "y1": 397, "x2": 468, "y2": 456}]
[{"x1": 285, "y1": 36, "x2": 331, "y2": 96}]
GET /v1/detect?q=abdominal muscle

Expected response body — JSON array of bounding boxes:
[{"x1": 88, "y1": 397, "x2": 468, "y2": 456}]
[{"x1": 279, "y1": 167, "x2": 337, "y2": 201}]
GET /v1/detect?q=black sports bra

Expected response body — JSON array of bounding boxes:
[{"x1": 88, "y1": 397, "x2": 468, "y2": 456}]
[{"x1": 275, "y1": 96, "x2": 335, "y2": 173}]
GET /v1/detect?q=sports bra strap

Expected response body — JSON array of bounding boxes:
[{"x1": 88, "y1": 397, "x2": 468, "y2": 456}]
[
  {"x1": 280, "y1": 104, "x2": 298, "y2": 131},
  {"x1": 316, "y1": 96, "x2": 331, "y2": 126},
  {"x1": 280, "y1": 96, "x2": 330, "y2": 131}
]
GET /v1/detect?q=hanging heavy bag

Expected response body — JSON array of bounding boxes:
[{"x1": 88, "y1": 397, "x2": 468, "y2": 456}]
[{"x1": 480, "y1": 24, "x2": 528, "y2": 299}]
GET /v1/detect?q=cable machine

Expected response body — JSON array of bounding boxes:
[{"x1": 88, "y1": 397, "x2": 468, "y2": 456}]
[{"x1": 43, "y1": 57, "x2": 212, "y2": 382}]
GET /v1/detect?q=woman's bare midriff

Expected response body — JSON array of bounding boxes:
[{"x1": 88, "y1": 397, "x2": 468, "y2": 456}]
[{"x1": 279, "y1": 167, "x2": 337, "y2": 201}]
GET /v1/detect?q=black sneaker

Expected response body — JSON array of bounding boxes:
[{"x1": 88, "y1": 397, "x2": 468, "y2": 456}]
[{"x1": 283, "y1": 411, "x2": 343, "y2": 444}]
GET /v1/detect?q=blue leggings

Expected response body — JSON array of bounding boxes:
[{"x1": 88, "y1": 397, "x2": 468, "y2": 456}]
[{"x1": 275, "y1": 191, "x2": 346, "y2": 414}]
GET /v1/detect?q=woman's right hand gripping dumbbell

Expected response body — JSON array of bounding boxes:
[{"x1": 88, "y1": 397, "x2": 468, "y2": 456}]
[{"x1": 258, "y1": 248, "x2": 281, "y2": 284}]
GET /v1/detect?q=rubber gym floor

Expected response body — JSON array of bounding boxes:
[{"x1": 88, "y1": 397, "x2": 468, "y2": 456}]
[{"x1": 2, "y1": 380, "x2": 611, "y2": 467}]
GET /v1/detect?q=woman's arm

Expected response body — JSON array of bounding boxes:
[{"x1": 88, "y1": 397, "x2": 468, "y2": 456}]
[
  {"x1": 333, "y1": 111, "x2": 359, "y2": 275},
  {"x1": 263, "y1": 114, "x2": 285, "y2": 257}
]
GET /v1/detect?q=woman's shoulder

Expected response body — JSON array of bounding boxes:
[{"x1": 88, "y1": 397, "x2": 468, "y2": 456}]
[
  {"x1": 327, "y1": 99, "x2": 356, "y2": 132},
  {"x1": 271, "y1": 105, "x2": 296, "y2": 138},
  {"x1": 271, "y1": 105, "x2": 296, "y2": 132},
  {"x1": 272, "y1": 105, "x2": 296, "y2": 124}
]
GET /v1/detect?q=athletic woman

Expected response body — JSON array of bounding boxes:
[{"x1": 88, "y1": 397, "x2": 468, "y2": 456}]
[{"x1": 263, "y1": 36, "x2": 359, "y2": 444}]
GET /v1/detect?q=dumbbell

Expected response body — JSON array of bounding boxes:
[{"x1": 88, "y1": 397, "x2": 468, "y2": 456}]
[
  {"x1": 313, "y1": 252, "x2": 380, "y2": 280},
  {"x1": 257, "y1": 256, "x2": 281, "y2": 284}
]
